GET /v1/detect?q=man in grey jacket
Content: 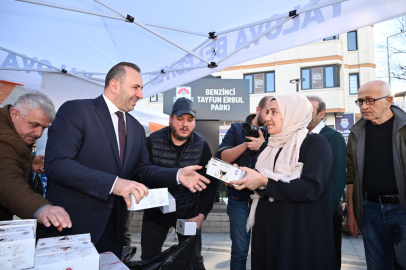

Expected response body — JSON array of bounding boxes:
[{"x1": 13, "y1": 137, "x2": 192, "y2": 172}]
[{"x1": 346, "y1": 80, "x2": 406, "y2": 270}]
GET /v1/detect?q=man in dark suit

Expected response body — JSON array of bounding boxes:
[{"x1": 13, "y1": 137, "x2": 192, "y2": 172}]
[
  {"x1": 38, "y1": 62, "x2": 210, "y2": 257},
  {"x1": 307, "y1": 95, "x2": 346, "y2": 269}
]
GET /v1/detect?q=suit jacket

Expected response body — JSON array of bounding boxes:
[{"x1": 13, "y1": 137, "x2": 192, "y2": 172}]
[
  {"x1": 319, "y1": 125, "x2": 346, "y2": 213},
  {"x1": 0, "y1": 105, "x2": 50, "y2": 221},
  {"x1": 39, "y1": 95, "x2": 178, "y2": 244}
]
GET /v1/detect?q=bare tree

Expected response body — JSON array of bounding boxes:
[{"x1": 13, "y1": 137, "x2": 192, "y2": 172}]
[{"x1": 388, "y1": 16, "x2": 406, "y2": 81}]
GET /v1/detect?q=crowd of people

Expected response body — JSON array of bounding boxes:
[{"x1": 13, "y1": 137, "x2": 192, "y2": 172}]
[{"x1": 1, "y1": 61, "x2": 405, "y2": 270}]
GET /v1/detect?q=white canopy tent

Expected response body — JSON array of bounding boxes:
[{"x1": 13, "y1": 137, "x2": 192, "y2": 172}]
[{"x1": 1, "y1": 0, "x2": 406, "y2": 98}]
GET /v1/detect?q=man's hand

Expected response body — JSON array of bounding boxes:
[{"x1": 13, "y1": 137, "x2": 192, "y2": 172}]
[
  {"x1": 245, "y1": 130, "x2": 265, "y2": 151},
  {"x1": 346, "y1": 212, "x2": 359, "y2": 238},
  {"x1": 188, "y1": 213, "x2": 205, "y2": 229},
  {"x1": 113, "y1": 178, "x2": 149, "y2": 207},
  {"x1": 178, "y1": 165, "x2": 210, "y2": 193},
  {"x1": 37, "y1": 205, "x2": 72, "y2": 231},
  {"x1": 32, "y1": 155, "x2": 45, "y2": 174}
]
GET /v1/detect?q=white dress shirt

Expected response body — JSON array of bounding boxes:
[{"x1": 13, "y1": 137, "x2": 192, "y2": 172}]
[
  {"x1": 309, "y1": 120, "x2": 325, "y2": 134},
  {"x1": 103, "y1": 94, "x2": 126, "y2": 155},
  {"x1": 102, "y1": 94, "x2": 181, "y2": 190},
  {"x1": 102, "y1": 94, "x2": 126, "y2": 193}
]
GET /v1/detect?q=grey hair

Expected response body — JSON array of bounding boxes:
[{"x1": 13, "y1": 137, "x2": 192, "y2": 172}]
[
  {"x1": 11, "y1": 92, "x2": 56, "y2": 121},
  {"x1": 379, "y1": 81, "x2": 392, "y2": 96},
  {"x1": 306, "y1": 95, "x2": 326, "y2": 114},
  {"x1": 360, "y1": 80, "x2": 392, "y2": 97}
]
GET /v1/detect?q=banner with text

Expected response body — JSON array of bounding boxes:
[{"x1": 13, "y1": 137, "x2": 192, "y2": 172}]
[{"x1": 163, "y1": 78, "x2": 249, "y2": 121}]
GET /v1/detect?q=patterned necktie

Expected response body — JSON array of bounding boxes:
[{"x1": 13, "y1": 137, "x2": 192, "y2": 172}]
[{"x1": 115, "y1": 111, "x2": 126, "y2": 168}]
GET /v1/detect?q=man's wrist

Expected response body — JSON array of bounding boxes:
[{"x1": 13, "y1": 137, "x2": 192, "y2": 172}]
[
  {"x1": 176, "y1": 169, "x2": 181, "y2": 185},
  {"x1": 34, "y1": 204, "x2": 50, "y2": 218},
  {"x1": 109, "y1": 176, "x2": 119, "y2": 194}
]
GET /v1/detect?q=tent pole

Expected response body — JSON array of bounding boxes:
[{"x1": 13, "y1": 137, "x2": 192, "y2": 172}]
[
  {"x1": 17, "y1": 0, "x2": 123, "y2": 21},
  {"x1": 216, "y1": 0, "x2": 344, "y2": 65},
  {"x1": 94, "y1": 0, "x2": 212, "y2": 65},
  {"x1": 216, "y1": 0, "x2": 346, "y2": 36},
  {"x1": 143, "y1": 38, "x2": 211, "y2": 87},
  {"x1": 139, "y1": 22, "x2": 207, "y2": 37},
  {"x1": 0, "y1": 46, "x2": 103, "y2": 86},
  {"x1": 0, "y1": 68, "x2": 107, "y2": 76},
  {"x1": 216, "y1": 17, "x2": 292, "y2": 65},
  {"x1": 141, "y1": 65, "x2": 208, "y2": 76},
  {"x1": 145, "y1": 0, "x2": 346, "y2": 78},
  {"x1": 17, "y1": 0, "x2": 207, "y2": 37},
  {"x1": 0, "y1": 46, "x2": 61, "y2": 72},
  {"x1": 0, "y1": 68, "x2": 58, "y2": 72}
]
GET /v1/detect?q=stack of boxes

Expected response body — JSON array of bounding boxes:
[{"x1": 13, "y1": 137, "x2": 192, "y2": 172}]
[
  {"x1": 34, "y1": 233, "x2": 99, "y2": 269},
  {"x1": 0, "y1": 219, "x2": 36, "y2": 269},
  {"x1": 0, "y1": 188, "x2": 179, "y2": 269}
]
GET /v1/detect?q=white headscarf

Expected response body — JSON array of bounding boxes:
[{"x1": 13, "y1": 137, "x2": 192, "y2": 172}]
[{"x1": 246, "y1": 94, "x2": 313, "y2": 231}]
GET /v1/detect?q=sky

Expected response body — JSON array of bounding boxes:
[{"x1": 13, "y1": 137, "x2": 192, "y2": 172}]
[{"x1": 373, "y1": 17, "x2": 406, "y2": 94}]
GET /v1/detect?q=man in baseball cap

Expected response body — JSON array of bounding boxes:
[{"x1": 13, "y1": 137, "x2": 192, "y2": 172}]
[
  {"x1": 171, "y1": 97, "x2": 196, "y2": 118},
  {"x1": 140, "y1": 97, "x2": 218, "y2": 268}
]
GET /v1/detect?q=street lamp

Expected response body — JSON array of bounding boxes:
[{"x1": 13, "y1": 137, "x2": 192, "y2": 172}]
[
  {"x1": 290, "y1": 78, "x2": 305, "y2": 92},
  {"x1": 387, "y1": 30, "x2": 404, "y2": 85}
]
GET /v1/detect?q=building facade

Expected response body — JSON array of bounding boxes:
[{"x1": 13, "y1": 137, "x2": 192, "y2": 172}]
[{"x1": 139, "y1": 26, "x2": 375, "y2": 128}]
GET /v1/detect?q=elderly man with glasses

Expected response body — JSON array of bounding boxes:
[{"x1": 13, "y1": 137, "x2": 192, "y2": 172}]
[{"x1": 346, "y1": 80, "x2": 406, "y2": 270}]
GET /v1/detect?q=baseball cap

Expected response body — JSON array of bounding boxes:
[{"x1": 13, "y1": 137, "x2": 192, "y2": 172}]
[{"x1": 171, "y1": 97, "x2": 196, "y2": 118}]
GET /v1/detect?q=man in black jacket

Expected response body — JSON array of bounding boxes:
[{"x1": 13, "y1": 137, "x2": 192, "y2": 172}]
[
  {"x1": 307, "y1": 95, "x2": 346, "y2": 270},
  {"x1": 140, "y1": 97, "x2": 218, "y2": 268}
]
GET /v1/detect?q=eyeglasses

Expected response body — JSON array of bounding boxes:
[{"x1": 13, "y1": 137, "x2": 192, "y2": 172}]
[{"x1": 355, "y1": 95, "x2": 389, "y2": 106}]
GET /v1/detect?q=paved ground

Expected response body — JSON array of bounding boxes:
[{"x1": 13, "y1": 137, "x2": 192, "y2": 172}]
[{"x1": 131, "y1": 231, "x2": 366, "y2": 269}]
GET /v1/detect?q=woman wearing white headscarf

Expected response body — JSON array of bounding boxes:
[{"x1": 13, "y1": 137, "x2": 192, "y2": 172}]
[{"x1": 230, "y1": 94, "x2": 336, "y2": 270}]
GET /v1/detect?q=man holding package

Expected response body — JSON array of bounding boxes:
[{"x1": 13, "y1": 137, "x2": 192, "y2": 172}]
[
  {"x1": 38, "y1": 62, "x2": 210, "y2": 258},
  {"x1": 140, "y1": 97, "x2": 218, "y2": 268},
  {"x1": 0, "y1": 92, "x2": 71, "y2": 229}
]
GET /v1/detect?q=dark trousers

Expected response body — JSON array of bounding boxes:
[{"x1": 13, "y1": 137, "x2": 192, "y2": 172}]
[
  {"x1": 140, "y1": 213, "x2": 204, "y2": 268},
  {"x1": 95, "y1": 208, "x2": 122, "y2": 258},
  {"x1": 333, "y1": 211, "x2": 343, "y2": 270},
  {"x1": 123, "y1": 210, "x2": 133, "y2": 246}
]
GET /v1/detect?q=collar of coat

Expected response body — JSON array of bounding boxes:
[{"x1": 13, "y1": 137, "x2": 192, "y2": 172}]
[{"x1": 350, "y1": 105, "x2": 406, "y2": 137}]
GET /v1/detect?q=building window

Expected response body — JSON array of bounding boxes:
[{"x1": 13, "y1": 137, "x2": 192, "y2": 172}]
[
  {"x1": 347, "y1": 31, "x2": 358, "y2": 51},
  {"x1": 244, "y1": 72, "x2": 275, "y2": 94},
  {"x1": 323, "y1": 35, "x2": 339, "y2": 41},
  {"x1": 150, "y1": 92, "x2": 164, "y2": 102},
  {"x1": 349, "y1": 74, "x2": 359, "y2": 94},
  {"x1": 301, "y1": 65, "x2": 340, "y2": 90}
]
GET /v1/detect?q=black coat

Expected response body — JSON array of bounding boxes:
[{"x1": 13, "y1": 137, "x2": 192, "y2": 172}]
[{"x1": 251, "y1": 134, "x2": 336, "y2": 270}]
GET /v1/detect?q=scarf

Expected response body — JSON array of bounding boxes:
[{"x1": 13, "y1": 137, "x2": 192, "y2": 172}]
[{"x1": 246, "y1": 94, "x2": 313, "y2": 231}]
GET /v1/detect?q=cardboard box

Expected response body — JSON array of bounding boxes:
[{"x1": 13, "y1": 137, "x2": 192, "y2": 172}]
[
  {"x1": 0, "y1": 231, "x2": 35, "y2": 270},
  {"x1": 100, "y1": 252, "x2": 130, "y2": 270},
  {"x1": 35, "y1": 241, "x2": 95, "y2": 256},
  {"x1": 0, "y1": 226, "x2": 32, "y2": 235},
  {"x1": 206, "y1": 158, "x2": 246, "y2": 183},
  {"x1": 0, "y1": 219, "x2": 37, "y2": 233},
  {"x1": 34, "y1": 246, "x2": 99, "y2": 270},
  {"x1": 36, "y1": 233, "x2": 91, "y2": 249},
  {"x1": 34, "y1": 233, "x2": 99, "y2": 270},
  {"x1": 176, "y1": 219, "x2": 196, "y2": 236},
  {"x1": 160, "y1": 192, "x2": 176, "y2": 214},
  {"x1": 128, "y1": 188, "x2": 169, "y2": 211}
]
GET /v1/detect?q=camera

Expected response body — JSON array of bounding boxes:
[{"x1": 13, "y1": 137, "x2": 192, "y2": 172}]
[{"x1": 242, "y1": 123, "x2": 269, "y2": 141}]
